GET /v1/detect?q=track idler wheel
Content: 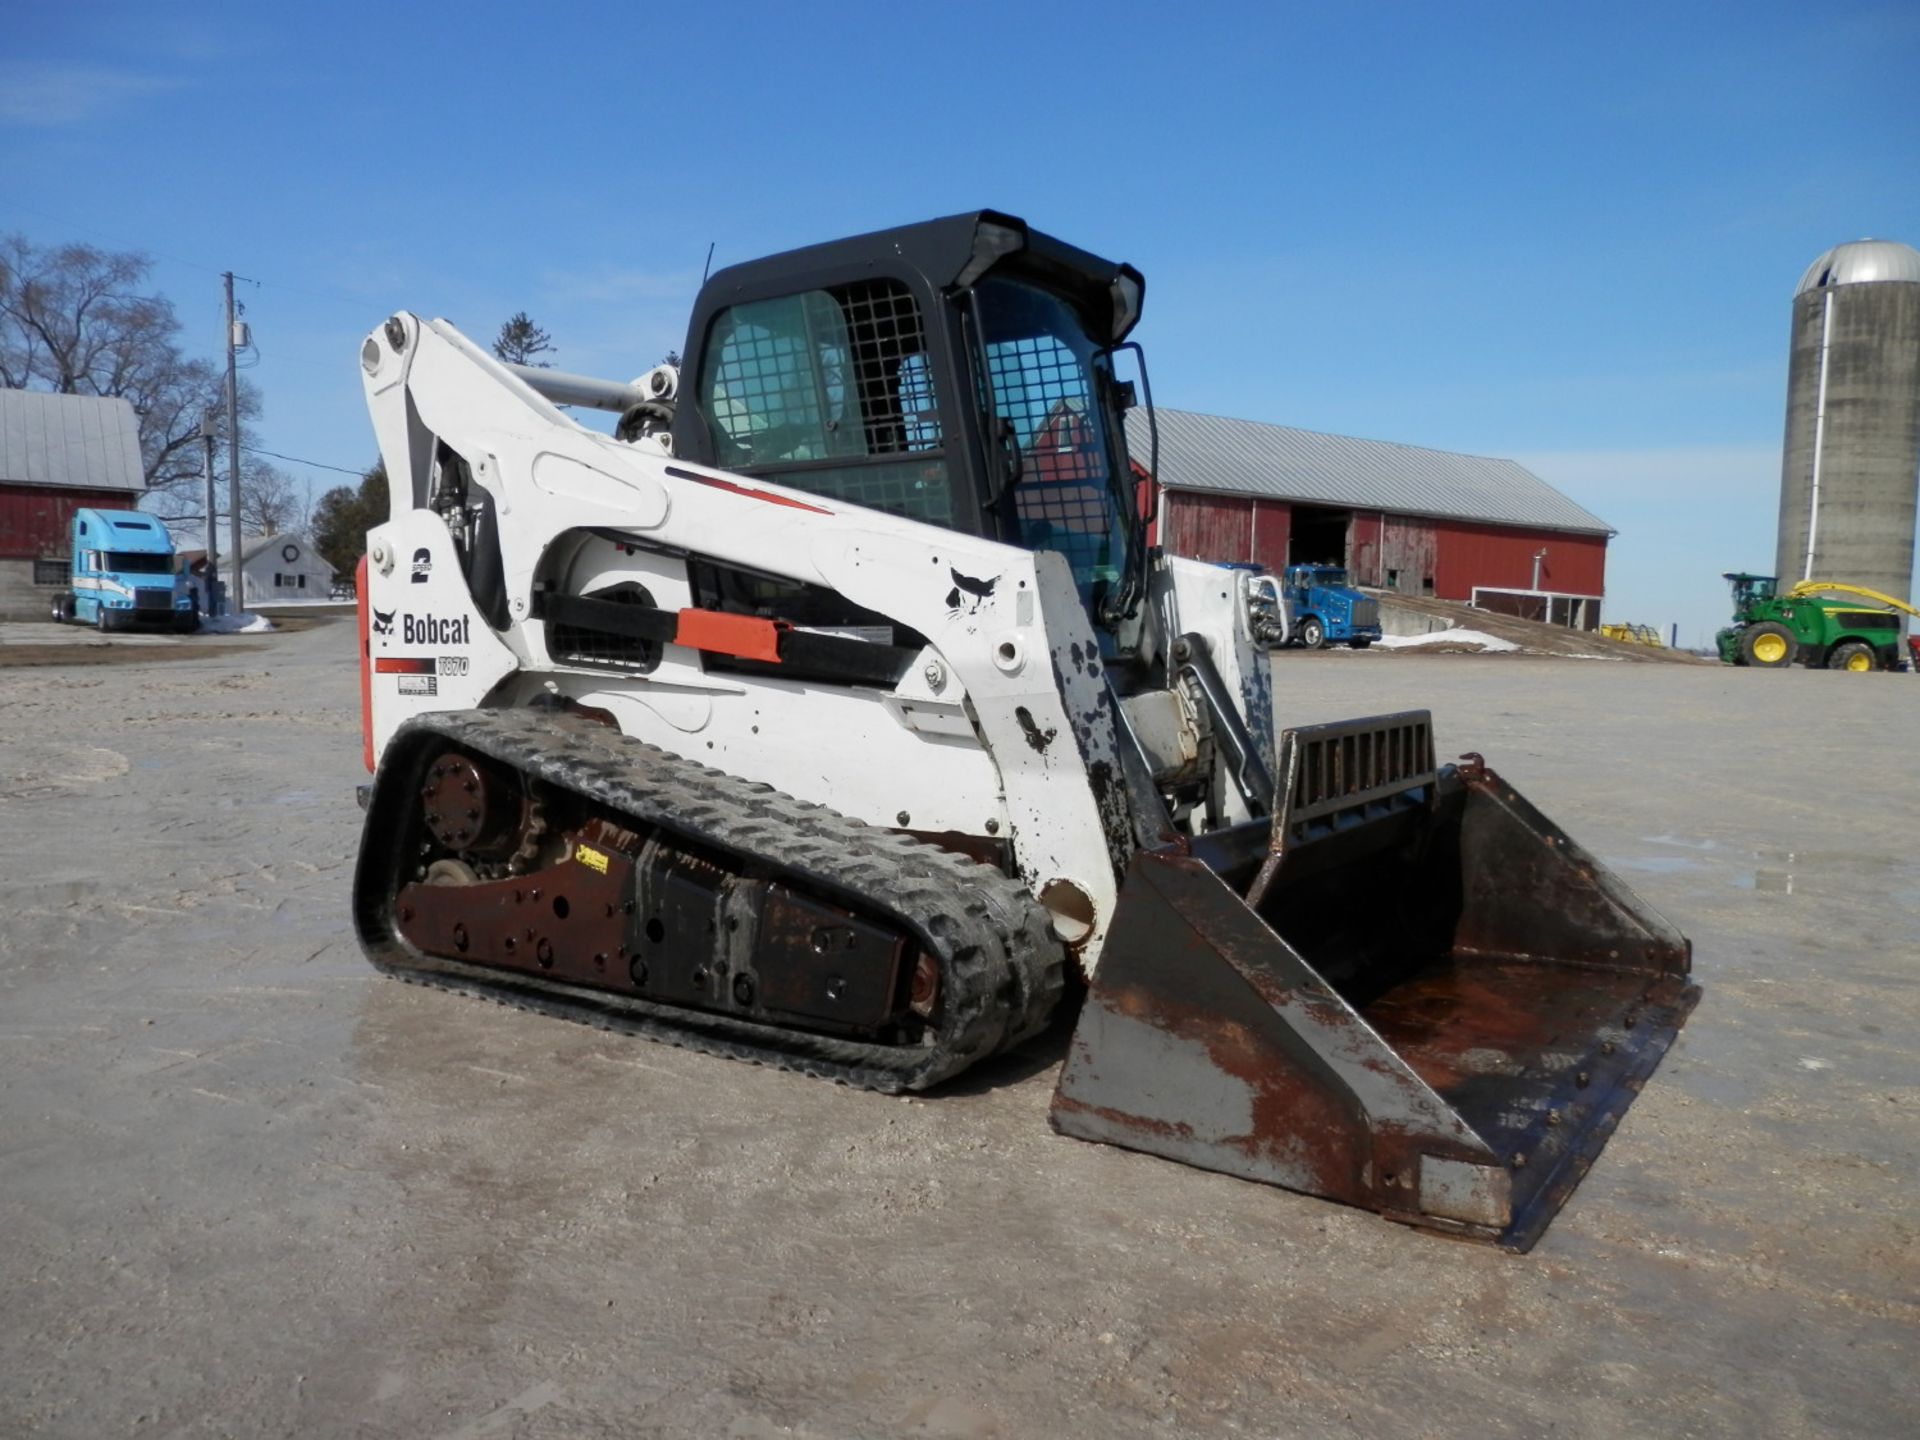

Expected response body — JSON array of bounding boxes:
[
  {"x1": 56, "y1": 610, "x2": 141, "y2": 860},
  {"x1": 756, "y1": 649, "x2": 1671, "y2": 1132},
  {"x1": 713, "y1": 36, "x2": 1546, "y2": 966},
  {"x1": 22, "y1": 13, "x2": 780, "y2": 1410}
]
[
  {"x1": 417, "y1": 751, "x2": 547, "y2": 867},
  {"x1": 420, "y1": 754, "x2": 510, "y2": 855}
]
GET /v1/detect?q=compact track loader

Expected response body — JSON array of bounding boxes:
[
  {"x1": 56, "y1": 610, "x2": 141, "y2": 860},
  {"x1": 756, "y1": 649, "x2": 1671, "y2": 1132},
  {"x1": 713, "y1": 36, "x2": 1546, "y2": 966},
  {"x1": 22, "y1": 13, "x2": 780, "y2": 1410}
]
[{"x1": 353, "y1": 211, "x2": 1697, "y2": 1249}]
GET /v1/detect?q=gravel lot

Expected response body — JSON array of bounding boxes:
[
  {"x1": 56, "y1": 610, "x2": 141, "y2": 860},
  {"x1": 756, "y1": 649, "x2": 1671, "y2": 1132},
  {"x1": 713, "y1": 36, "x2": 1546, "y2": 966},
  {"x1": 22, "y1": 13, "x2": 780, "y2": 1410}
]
[{"x1": 2, "y1": 619, "x2": 1914, "y2": 1438}]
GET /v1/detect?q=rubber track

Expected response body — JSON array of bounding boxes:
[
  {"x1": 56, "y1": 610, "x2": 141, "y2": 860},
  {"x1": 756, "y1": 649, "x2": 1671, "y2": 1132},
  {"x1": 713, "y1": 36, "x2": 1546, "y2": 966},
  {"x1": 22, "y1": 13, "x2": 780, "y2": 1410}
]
[{"x1": 353, "y1": 708, "x2": 1066, "y2": 1092}]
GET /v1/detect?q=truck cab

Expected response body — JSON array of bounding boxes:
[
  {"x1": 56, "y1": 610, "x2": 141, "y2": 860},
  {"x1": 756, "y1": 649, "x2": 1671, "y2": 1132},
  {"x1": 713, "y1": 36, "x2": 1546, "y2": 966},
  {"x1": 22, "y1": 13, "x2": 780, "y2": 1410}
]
[
  {"x1": 1281, "y1": 563, "x2": 1381, "y2": 650},
  {"x1": 52, "y1": 508, "x2": 198, "y2": 633}
]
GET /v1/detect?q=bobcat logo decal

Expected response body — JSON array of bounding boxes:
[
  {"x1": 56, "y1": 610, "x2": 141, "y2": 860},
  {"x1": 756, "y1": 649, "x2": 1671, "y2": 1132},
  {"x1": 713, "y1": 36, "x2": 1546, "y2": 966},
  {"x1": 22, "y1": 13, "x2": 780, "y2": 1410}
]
[{"x1": 371, "y1": 607, "x2": 395, "y2": 636}]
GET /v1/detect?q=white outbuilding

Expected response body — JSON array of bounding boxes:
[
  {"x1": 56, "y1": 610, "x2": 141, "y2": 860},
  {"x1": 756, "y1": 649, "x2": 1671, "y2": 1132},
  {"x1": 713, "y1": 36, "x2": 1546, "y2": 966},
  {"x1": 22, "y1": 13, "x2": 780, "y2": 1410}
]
[{"x1": 237, "y1": 532, "x2": 334, "y2": 604}]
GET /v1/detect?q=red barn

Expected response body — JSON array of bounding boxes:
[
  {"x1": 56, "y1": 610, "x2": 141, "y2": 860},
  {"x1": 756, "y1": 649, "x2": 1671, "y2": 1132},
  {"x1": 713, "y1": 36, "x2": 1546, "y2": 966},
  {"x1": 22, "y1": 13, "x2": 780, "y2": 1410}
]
[
  {"x1": 1, "y1": 390, "x2": 148, "y2": 620},
  {"x1": 1129, "y1": 408, "x2": 1613, "y2": 628}
]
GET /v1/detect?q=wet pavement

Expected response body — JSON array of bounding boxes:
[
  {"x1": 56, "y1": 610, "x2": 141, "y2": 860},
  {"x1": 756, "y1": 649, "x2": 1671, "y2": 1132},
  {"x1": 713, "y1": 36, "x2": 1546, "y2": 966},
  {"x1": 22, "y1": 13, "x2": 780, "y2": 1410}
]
[
  {"x1": 1, "y1": 622, "x2": 1915, "y2": 1437},
  {"x1": 0, "y1": 620, "x2": 191, "y2": 647}
]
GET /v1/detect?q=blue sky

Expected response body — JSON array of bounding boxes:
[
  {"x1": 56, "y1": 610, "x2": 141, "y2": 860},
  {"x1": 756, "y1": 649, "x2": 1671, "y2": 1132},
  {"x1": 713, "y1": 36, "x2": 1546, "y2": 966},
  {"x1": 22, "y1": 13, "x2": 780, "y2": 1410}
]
[{"x1": 4, "y1": 1, "x2": 1916, "y2": 643}]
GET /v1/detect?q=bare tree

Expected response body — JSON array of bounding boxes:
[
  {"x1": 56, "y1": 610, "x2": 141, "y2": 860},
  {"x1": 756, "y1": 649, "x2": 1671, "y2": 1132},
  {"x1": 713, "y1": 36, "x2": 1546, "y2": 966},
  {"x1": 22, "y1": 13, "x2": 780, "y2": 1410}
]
[
  {"x1": 146, "y1": 446, "x2": 305, "y2": 545},
  {"x1": 0, "y1": 238, "x2": 151, "y2": 391},
  {"x1": 0, "y1": 234, "x2": 252, "y2": 496},
  {"x1": 493, "y1": 312, "x2": 554, "y2": 367},
  {"x1": 240, "y1": 459, "x2": 302, "y2": 536}
]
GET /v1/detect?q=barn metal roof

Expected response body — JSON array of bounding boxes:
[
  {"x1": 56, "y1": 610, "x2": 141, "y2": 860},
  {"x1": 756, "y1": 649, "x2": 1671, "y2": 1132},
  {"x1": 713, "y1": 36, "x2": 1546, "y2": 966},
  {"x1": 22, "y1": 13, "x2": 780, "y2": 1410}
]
[
  {"x1": 0, "y1": 390, "x2": 145, "y2": 492},
  {"x1": 1126, "y1": 407, "x2": 1613, "y2": 536}
]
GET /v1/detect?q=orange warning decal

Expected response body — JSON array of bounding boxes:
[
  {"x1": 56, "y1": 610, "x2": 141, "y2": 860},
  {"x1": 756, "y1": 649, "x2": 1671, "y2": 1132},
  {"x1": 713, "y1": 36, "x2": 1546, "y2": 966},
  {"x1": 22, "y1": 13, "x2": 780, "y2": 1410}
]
[{"x1": 673, "y1": 609, "x2": 786, "y2": 663}]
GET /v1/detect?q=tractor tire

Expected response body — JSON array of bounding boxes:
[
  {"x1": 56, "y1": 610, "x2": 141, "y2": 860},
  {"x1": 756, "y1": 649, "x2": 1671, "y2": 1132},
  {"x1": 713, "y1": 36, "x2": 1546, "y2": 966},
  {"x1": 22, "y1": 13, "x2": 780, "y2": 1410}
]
[
  {"x1": 1299, "y1": 617, "x2": 1327, "y2": 650},
  {"x1": 1739, "y1": 622, "x2": 1796, "y2": 669},
  {"x1": 1348, "y1": 637, "x2": 1373, "y2": 650},
  {"x1": 1826, "y1": 641, "x2": 1876, "y2": 673}
]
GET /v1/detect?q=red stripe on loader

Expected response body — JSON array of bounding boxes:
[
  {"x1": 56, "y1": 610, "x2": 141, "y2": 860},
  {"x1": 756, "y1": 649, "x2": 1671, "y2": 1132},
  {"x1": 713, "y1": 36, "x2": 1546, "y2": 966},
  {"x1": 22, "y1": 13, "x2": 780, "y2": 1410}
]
[
  {"x1": 375, "y1": 657, "x2": 437, "y2": 674},
  {"x1": 674, "y1": 608, "x2": 787, "y2": 663},
  {"x1": 355, "y1": 555, "x2": 373, "y2": 773},
  {"x1": 680, "y1": 470, "x2": 833, "y2": 515}
]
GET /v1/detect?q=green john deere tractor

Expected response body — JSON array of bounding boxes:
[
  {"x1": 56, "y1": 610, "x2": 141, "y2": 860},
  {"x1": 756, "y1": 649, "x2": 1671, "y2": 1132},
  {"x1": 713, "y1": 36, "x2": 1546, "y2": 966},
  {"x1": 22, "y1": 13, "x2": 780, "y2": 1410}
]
[{"x1": 1716, "y1": 574, "x2": 1916, "y2": 672}]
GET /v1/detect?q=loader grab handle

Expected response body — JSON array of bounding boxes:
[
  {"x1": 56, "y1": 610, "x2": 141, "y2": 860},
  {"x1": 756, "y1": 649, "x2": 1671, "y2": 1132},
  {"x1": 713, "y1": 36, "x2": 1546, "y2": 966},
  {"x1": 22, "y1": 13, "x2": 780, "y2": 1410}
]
[{"x1": 1172, "y1": 632, "x2": 1274, "y2": 815}]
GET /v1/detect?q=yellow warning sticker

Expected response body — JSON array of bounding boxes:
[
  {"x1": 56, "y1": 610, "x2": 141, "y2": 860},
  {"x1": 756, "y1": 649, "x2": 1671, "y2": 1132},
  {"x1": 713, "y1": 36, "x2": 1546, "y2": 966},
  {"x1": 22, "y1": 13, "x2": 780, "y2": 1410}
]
[{"x1": 575, "y1": 845, "x2": 609, "y2": 874}]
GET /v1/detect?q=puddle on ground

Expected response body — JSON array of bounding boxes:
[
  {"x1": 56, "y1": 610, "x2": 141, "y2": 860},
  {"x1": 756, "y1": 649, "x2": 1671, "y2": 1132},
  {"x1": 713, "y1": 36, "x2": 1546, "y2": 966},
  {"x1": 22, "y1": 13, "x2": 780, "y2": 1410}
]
[
  {"x1": 1614, "y1": 850, "x2": 1810, "y2": 900},
  {"x1": 1608, "y1": 854, "x2": 1710, "y2": 877},
  {"x1": 1620, "y1": 836, "x2": 1920, "y2": 903}
]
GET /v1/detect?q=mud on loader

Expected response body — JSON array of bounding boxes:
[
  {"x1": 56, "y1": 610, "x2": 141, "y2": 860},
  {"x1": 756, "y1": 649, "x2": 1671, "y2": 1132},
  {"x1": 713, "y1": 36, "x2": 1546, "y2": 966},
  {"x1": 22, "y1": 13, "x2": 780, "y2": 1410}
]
[{"x1": 352, "y1": 211, "x2": 1697, "y2": 1251}]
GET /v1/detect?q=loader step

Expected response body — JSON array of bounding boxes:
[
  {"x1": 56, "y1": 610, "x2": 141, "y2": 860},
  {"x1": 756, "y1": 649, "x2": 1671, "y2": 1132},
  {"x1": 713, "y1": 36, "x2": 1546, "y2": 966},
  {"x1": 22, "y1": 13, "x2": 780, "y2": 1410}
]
[{"x1": 354, "y1": 708, "x2": 1064, "y2": 1092}]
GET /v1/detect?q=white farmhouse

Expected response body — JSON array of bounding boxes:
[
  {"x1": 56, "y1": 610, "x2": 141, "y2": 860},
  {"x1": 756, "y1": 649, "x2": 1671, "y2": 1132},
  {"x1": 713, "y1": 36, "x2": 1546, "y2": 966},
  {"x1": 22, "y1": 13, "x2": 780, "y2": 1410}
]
[{"x1": 237, "y1": 532, "x2": 334, "y2": 604}]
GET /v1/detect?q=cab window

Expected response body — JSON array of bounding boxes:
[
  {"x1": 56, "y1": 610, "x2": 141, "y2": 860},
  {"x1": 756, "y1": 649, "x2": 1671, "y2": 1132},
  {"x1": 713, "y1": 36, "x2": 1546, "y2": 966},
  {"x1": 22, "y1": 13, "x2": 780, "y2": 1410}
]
[
  {"x1": 699, "y1": 280, "x2": 952, "y2": 525},
  {"x1": 104, "y1": 551, "x2": 172, "y2": 575},
  {"x1": 974, "y1": 277, "x2": 1135, "y2": 602}
]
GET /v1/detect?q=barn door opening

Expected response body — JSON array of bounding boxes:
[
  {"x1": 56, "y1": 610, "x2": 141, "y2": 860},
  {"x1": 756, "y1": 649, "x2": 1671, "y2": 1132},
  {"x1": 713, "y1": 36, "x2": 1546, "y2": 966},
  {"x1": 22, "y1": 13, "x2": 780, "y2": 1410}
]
[{"x1": 1288, "y1": 506, "x2": 1351, "y2": 568}]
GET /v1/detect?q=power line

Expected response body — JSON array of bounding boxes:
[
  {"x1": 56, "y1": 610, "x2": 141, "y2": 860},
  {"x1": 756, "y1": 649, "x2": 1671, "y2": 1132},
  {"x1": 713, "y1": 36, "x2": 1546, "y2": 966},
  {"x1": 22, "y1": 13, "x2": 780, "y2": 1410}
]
[
  {"x1": 241, "y1": 444, "x2": 367, "y2": 477},
  {"x1": 252, "y1": 348, "x2": 349, "y2": 372},
  {"x1": 246, "y1": 274, "x2": 381, "y2": 313},
  {"x1": 6, "y1": 203, "x2": 380, "y2": 313},
  {"x1": 5, "y1": 202, "x2": 234, "y2": 280}
]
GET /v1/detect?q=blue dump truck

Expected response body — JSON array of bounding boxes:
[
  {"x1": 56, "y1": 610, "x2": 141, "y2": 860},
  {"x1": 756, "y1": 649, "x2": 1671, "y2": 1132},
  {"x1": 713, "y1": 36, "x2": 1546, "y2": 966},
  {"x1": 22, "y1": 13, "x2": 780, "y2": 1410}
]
[
  {"x1": 1281, "y1": 563, "x2": 1382, "y2": 650},
  {"x1": 50, "y1": 508, "x2": 198, "y2": 633}
]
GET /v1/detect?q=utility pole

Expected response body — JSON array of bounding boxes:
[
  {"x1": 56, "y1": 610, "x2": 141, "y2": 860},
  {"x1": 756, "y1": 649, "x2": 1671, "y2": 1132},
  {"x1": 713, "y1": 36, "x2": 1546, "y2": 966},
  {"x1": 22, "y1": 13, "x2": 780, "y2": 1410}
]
[
  {"x1": 223, "y1": 272, "x2": 244, "y2": 614},
  {"x1": 199, "y1": 413, "x2": 221, "y2": 616}
]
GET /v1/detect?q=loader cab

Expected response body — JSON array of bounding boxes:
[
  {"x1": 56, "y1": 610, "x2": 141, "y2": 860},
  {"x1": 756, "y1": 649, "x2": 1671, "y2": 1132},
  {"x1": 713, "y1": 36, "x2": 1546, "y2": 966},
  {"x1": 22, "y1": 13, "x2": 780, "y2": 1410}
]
[{"x1": 674, "y1": 210, "x2": 1150, "y2": 636}]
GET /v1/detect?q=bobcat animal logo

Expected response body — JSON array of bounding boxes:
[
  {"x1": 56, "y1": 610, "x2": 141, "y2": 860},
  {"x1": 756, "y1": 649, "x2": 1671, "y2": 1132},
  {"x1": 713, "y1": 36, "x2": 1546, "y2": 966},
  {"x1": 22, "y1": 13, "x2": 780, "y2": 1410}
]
[
  {"x1": 371, "y1": 607, "x2": 395, "y2": 636},
  {"x1": 944, "y1": 567, "x2": 998, "y2": 616}
]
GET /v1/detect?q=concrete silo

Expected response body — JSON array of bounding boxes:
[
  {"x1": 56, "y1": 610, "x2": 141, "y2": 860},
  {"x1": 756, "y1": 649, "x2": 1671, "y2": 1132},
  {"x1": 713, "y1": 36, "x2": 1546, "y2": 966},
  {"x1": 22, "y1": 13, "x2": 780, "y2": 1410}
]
[{"x1": 1774, "y1": 240, "x2": 1920, "y2": 604}]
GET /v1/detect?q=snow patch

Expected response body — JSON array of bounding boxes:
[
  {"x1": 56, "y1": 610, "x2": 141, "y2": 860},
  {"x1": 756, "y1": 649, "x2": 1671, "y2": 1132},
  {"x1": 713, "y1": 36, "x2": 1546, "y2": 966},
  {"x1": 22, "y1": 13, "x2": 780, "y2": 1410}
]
[
  {"x1": 201, "y1": 612, "x2": 276, "y2": 635},
  {"x1": 1376, "y1": 628, "x2": 1519, "y2": 653}
]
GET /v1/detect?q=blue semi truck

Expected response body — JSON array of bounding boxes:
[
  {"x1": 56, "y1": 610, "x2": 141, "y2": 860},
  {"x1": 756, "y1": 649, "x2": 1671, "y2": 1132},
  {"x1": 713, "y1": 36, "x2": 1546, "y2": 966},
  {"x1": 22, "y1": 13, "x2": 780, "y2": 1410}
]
[
  {"x1": 1282, "y1": 563, "x2": 1381, "y2": 650},
  {"x1": 50, "y1": 508, "x2": 199, "y2": 633}
]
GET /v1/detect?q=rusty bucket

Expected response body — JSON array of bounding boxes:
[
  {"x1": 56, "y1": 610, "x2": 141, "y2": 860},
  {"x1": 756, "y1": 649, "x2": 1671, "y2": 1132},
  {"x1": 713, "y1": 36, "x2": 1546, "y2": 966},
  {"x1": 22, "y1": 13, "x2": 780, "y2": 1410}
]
[{"x1": 1050, "y1": 712, "x2": 1698, "y2": 1251}]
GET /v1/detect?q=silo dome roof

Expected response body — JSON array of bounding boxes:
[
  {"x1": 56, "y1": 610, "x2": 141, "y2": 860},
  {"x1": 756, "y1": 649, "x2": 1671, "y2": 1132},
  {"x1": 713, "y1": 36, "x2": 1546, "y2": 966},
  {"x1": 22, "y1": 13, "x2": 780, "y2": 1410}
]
[{"x1": 1795, "y1": 239, "x2": 1920, "y2": 296}]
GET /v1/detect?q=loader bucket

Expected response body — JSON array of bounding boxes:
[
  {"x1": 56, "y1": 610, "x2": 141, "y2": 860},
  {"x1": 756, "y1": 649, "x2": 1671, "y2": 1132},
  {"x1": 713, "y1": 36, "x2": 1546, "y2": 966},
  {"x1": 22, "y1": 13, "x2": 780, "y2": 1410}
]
[{"x1": 1051, "y1": 712, "x2": 1698, "y2": 1251}]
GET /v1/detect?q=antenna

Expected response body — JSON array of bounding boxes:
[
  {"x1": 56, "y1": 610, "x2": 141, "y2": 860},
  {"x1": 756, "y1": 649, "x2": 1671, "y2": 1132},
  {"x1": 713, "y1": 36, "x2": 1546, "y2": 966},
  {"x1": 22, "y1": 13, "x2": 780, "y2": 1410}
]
[{"x1": 701, "y1": 242, "x2": 716, "y2": 286}]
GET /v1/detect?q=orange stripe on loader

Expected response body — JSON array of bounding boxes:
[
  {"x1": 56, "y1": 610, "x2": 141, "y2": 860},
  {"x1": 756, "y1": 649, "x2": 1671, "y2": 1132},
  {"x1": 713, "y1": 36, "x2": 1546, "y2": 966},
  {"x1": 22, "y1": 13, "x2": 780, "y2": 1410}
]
[{"x1": 674, "y1": 608, "x2": 787, "y2": 664}]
